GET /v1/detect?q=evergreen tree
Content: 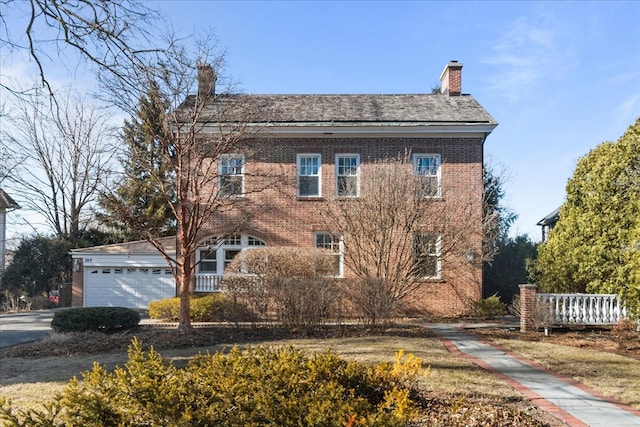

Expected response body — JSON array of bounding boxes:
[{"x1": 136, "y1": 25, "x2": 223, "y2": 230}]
[
  {"x1": 483, "y1": 235, "x2": 537, "y2": 303},
  {"x1": 483, "y1": 162, "x2": 518, "y2": 263},
  {"x1": 99, "y1": 83, "x2": 176, "y2": 241},
  {"x1": 532, "y1": 118, "x2": 640, "y2": 313}
]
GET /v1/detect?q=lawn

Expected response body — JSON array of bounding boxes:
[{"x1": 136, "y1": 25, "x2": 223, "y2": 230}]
[{"x1": 4, "y1": 323, "x2": 635, "y2": 426}]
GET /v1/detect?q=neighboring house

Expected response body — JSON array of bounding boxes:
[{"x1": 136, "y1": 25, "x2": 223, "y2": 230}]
[
  {"x1": 0, "y1": 188, "x2": 20, "y2": 272},
  {"x1": 71, "y1": 61, "x2": 497, "y2": 316},
  {"x1": 537, "y1": 208, "x2": 560, "y2": 242}
]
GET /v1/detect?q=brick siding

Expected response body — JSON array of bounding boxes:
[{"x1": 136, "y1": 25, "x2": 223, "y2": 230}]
[{"x1": 202, "y1": 136, "x2": 484, "y2": 317}]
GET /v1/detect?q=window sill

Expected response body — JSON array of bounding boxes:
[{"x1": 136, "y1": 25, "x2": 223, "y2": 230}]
[{"x1": 296, "y1": 196, "x2": 325, "y2": 202}]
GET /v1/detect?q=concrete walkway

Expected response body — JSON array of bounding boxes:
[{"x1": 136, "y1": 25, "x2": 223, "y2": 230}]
[{"x1": 427, "y1": 323, "x2": 640, "y2": 427}]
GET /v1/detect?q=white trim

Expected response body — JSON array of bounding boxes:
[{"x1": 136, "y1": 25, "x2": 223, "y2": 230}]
[
  {"x1": 201, "y1": 123, "x2": 497, "y2": 138},
  {"x1": 218, "y1": 154, "x2": 245, "y2": 197},
  {"x1": 413, "y1": 153, "x2": 442, "y2": 198},
  {"x1": 314, "y1": 231, "x2": 344, "y2": 278},
  {"x1": 335, "y1": 153, "x2": 360, "y2": 197},
  {"x1": 195, "y1": 234, "x2": 266, "y2": 276},
  {"x1": 296, "y1": 153, "x2": 322, "y2": 197}
]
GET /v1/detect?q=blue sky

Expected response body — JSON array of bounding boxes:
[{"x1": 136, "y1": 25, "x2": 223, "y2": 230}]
[{"x1": 2, "y1": 1, "x2": 640, "y2": 241}]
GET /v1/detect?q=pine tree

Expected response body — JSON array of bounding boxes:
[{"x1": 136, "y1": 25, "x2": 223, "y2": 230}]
[
  {"x1": 99, "y1": 83, "x2": 176, "y2": 241},
  {"x1": 533, "y1": 118, "x2": 640, "y2": 313}
]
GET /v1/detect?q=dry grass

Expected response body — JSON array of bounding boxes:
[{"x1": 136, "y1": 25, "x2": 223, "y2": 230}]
[
  {"x1": 0, "y1": 325, "x2": 566, "y2": 426},
  {"x1": 485, "y1": 336, "x2": 640, "y2": 409}
]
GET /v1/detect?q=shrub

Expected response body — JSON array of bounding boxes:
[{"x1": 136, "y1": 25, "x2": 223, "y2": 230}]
[
  {"x1": 0, "y1": 340, "x2": 424, "y2": 426},
  {"x1": 51, "y1": 307, "x2": 140, "y2": 333},
  {"x1": 613, "y1": 319, "x2": 639, "y2": 349},
  {"x1": 346, "y1": 276, "x2": 396, "y2": 327},
  {"x1": 223, "y1": 247, "x2": 342, "y2": 327},
  {"x1": 148, "y1": 294, "x2": 256, "y2": 322},
  {"x1": 474, "y1": 294, "x2": 507, "y2": 318}
]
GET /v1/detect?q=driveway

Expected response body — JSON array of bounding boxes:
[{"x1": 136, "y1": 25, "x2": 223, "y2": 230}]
[{"x1": 0, "y1": 309, "x2": 58, "y2": 348}]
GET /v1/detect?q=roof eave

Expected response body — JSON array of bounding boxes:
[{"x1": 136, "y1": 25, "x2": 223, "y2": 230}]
[{"x1": 202, "y1": 122, "x2": 498, "y2": 138}]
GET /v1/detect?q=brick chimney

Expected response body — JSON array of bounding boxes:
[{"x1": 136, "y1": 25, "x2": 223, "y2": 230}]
[
  {"x1": 197, "y1": 63, "x2": 216, "y2": 98},
  {"x1": 439, "y1": 60, "x2": 463, "y2": 96}
]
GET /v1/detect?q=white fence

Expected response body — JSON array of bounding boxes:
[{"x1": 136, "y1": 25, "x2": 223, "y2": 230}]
[
  {"x1": 195, "y1": 275, "x2": 223, "y2": 293},
  {"x1": 537, "y1": 293, "x2": 627, "y2": 326}
]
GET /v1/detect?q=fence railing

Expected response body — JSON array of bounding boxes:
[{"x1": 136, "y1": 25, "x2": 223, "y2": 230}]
[
  {"x1": 195, "y1": 275, "x2": 223, "y2": 293},
  {"x1": 537, "y1": 293, "x2": 626, "y2": 326}
]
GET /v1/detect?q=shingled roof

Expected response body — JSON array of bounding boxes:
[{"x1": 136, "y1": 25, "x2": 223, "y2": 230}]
[
  {"x1": 195, "y1": 93, "x2": 496, "y2": 126},
  {"x1": 0, "y1": 188, "x2": 20, "y2": 211}
]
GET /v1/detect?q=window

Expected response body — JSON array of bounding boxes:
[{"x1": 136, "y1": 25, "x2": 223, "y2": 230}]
[
  {"x1": 198, "y1": 249, "x2": 218, "y2": 273},
  {"x1": 196, "y1": 235, "x2": 266, "y2": 276},
  {"x1": 219, "y1": 155, "x2": 244, "y2": 197},
  {"x1": 336, "y1": 154, "x2": 360, "y2": 197},
  {"x1": 413, "y1": 233, "x2": 441, "y2": 278},
  {"x1": 315, "y1": 232, "x2": 342, "y2": 277},
  {"x1": 413, "y1": 154, "x2": 441, "y2": 197},
  {"x1": 224, "y1": 249, "x2": 241, "y2": 270},
  {"x1": 297, "y1": 154, "x2": 321, "y2": 197}
]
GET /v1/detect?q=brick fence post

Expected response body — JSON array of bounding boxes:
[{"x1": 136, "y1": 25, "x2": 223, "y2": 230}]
[{"x1": 519, "y1": 284, "x2": 538, "y2": 332}]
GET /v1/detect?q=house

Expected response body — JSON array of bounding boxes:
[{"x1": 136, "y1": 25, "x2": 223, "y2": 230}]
[
  {"x1": 71, "y1": 61, "x2": 497, "y2": 316},
  {"x1": 537, "y1": 208, "x2": 560, "y2": 242},
  {"x1": 0, "y1": 188, "x2": 20, "y2": 272}
]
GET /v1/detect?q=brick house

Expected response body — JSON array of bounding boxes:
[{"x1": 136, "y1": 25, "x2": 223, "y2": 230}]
[{"x1": 71, "y1": 61, "x2": 497, "y2": 316}]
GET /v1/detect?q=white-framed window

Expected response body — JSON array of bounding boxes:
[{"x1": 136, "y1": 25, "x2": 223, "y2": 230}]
[
  {"x1": 314, "y1": 232, "x2": 343, "y2": 277},
  {"x1": 413, "y1": 154, "x2": 441, "y2": 197},
  {"x1": 335, "y1": 154, "x2": 360, "y2": 197},
  {"x1": 219, "y1": 154, "x2": 244, "y2": 197},
  {"x1": 297, "y1": 154, "x2": 321, "y2": 197},
  {"x1": 198, "y1": 248, "x2": 218, "y2": 273},
  {"x1": 413, "y1": 232, "x2": 441, "y2": 279},
  {"x1": 196, "y1": 234, "x2": 267, "y2": 275}
]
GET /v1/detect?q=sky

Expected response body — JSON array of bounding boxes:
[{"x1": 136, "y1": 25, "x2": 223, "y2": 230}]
[{"x1": 2, "y1": 0, "x2": 640, "y2": 243}]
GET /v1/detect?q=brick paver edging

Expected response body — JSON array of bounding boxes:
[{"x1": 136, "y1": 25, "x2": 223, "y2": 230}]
[
  {"x1": 434, "y1": 329, "x2": 589, "y2": 427},
  {"x1": 470, "y1": 331, "x2": 640, "y2": 418}
]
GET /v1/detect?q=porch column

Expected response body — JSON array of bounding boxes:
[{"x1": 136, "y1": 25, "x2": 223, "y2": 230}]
[{"x1": 519, "y1": 284, "x2": 538, "y2": 332}]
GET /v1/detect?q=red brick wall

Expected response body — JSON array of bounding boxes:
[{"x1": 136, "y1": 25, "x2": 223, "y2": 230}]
[{"x1": 202, "y1": 136, "x2": 484, "y2": 317}]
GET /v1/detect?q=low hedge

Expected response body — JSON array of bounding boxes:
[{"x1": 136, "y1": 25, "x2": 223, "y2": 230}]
[
  {"x1": 148, "y1": 294, "x2": 256, "y2": 322},
  {"x1": 51, "y1": 307, "x2": 140, "y2": 333}
]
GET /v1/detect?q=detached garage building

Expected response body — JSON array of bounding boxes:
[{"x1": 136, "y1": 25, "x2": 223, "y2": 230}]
[{"x1": 71, "y1": 237, "x2": 177, "y2": 309}]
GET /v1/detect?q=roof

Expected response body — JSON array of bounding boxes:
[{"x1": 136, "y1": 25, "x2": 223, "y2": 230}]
[
  {"x1": 537, "y1": 208, "x2": 560, "y2": 226},
  {"x1": 192, "y1": 93, "x2": 497, "y2": 127},
  {"x1": 71, "y1": 237, "x2": 176, "y2": 255},
  {"x1": 0, "y1": 188, "x2": 20, "y2": 210}
]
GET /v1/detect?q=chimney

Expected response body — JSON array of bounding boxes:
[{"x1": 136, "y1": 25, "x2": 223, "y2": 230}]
[
  {"x1": 439, "y1": 60, "x2": 463, "y2": 96},
  {"x1": 197, "y1": 63, "x2": 216, "y2": 98}
]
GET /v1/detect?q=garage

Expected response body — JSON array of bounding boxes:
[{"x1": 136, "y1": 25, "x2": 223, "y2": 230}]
[
  {"x1": 71, "y1": 237, "x2": 177, "y2": 309},
  {"x1": 84, "y1": 266, "x2": 175, "y2": 308}
]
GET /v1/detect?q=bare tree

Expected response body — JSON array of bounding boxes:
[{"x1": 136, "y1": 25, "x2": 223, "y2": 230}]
[
  {"x1": 0, "y1": 0, "x2": 159, "y2": 100},
  {"x1": 99, "y1": 35, "x2": 281, "y2": 331},
  {"x1": 5, "y1": 87, "x2": 115, "y2": 240},
  {"x1": 322, "y1": 155, "x2": 482, "y2": 324}
]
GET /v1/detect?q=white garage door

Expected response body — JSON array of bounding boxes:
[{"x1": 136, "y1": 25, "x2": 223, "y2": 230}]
[{"x1": 85, "y1": 267, "x2": 176, "y2": 308}]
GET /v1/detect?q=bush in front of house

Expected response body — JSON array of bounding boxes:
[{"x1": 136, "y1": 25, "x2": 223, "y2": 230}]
[
  {"x1": 223, "y1": 247, "x2": 343, "y2": 328},
  {"x1": 0, "y1": 339, "x2": 422, "y2": 426},
  {"x1": 474, "y1": 294, "x2": 508, "y2": 318},
  {"x1": 51, "y1": 307, "x2": 140, "y2": 333},
  {"x1": 147, "y1": 294, "x2": 256, "y2": 322}
]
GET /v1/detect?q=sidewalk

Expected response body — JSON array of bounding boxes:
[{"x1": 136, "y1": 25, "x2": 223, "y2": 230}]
[{"x1": 427, "y1": 323, "x2": 640, "y2": 427}]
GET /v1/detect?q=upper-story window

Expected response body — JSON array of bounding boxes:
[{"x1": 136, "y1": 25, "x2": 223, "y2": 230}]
[
  {"x1": 413, "y1": 154, "x2": 441, "y2": 197},
  {"x1": 219, "y1": 154, "x2": 244, "y2": 197},
  {"x1": 413, "y1": 232, "x2": 441, "y2": 279},
  {"x1": 335, "y1": 154, "x2": 360, "y2": 197},
  {"x1": 297, "y1": 154, "x2": 321, "y2": 197},
  {"x1": 314, "y1": 232, "x2": 342, "y2": 277}
]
